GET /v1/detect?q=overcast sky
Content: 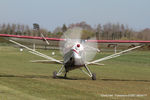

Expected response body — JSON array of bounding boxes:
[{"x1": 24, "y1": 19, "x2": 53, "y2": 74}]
[{"x1": 0, "y1": 0, "x2": 150, "y2": 31}]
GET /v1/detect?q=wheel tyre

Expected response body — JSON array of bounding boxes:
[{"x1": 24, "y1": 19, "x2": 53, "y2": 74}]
[
  {"x1": 92, "y1": 73, "x2": 96, "y2": 80},
  {"x1": 53, "y1": 71, "x2": 57, "y2": 79}
]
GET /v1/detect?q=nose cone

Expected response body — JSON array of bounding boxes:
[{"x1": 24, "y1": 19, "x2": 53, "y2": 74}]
[
  {"x1": 71, "y1": 43, "x2": 85, "y2": 65},
  {"x1": 77, "y1": 44, "x2": 80, "y2": 48}
]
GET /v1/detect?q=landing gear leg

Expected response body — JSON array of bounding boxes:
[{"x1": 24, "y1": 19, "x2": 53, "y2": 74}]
[
  {"x1": 53, "y1": 71, "x2": 57, "y2": 79},
  {"x1": 53, "y1": 65, "x2": 64, "y2": 79},
  {"x1": 64, "y1": 71, "x2": 68, "y2": 78},
  {"x1": 80, "y1": 65, "x2": 96, "y2": 80},
  {"x1": 92, "y1": 73, "x2": 96, "y2": 80}
]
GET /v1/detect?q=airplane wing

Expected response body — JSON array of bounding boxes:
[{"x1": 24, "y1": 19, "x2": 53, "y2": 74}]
[
  {"x1": 0, "y1": 34, "x2": 64, "y2": 41},
  {"x1": 1, "y1": 34, "x2": 150, "y2": 43},
  {"x1": 86, "y1": 40, "x2": 150, "y2": 43},
  {"x1": 1, "y1": 34, "x2": 149, "y2": 66},
  {"x1": 86, "y1": 45, "x2": 142, "y2": 65},
  {"x1": 1, "y1": 34, "x2": 150, "y2": 44},
  {"x1": 9, "y1": 40, "x2": 63, "y2": 64}
]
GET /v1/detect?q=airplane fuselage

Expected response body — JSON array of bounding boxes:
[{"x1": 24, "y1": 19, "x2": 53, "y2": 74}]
[{"x1": 63, "y1": 43, "x2": 85, "y2": 72}]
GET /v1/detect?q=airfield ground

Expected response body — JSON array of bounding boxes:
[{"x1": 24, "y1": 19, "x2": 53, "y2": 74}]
[{"x1": 0, "y1": 46, "x2": 150, "y2": 100}]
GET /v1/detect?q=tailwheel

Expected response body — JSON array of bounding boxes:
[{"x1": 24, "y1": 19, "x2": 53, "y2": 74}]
[
  {"x1": 92, "y1": 73, "x2": 96, "y2": 80},
  {"x1": 53, "y1": 71, "x2": 57, "y2": 79}
]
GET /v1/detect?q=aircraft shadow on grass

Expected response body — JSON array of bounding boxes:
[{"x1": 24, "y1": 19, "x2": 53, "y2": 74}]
[
  {"x1": 0, "y1": 74, "x2": 150, "y2": 82},
  {"x1": 0, "y1": 74, "x2": 79, "y2": 80},
  {"x1": 101, "y1": 79, "x2": 150, "y2": 82}
]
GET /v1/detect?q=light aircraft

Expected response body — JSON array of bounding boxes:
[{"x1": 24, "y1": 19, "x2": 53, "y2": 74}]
[{"x1": 1, "y1": 28, "x2": 150, "y2": 80}]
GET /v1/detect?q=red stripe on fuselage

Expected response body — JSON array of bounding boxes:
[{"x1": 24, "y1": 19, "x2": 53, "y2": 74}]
[{"x1": 73, "y1": 49, "x2": 79, "y2": 54}]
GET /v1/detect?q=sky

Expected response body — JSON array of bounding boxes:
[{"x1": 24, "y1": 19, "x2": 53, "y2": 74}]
[{"x1": 0, "y1": 0, "x2": 150, "y2": 31}]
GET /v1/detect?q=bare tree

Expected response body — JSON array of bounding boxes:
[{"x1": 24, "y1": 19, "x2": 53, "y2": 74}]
[
  {"x1": 96, "y1": 24, "x2": 102, "y2": 40},
  {"x1": 53, "y1": 27, "x2": 63, "y2": 34},
  {"x1": 62, "y1": 24, "x2": 67, "y2": 32}
]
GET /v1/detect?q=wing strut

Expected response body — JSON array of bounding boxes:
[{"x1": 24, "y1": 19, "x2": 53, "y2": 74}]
[
  {"x1": 86, "y1": 45, "x2": 143, "y2": 65},
  {"x1": 9, "y1": 40, "x2": 62, "y2": 64}
]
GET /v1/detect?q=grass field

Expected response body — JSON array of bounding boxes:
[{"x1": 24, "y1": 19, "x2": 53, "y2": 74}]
[{"x1": 0, "y1": 46, "x2": 150, "y2": 100}]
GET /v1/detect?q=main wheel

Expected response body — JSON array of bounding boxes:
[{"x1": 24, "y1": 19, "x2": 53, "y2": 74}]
[
  {"x1": 53, "y1": 71, "x2": 57, "y2": 79},
  {"x1": 92, "y1": 73, "x2": 96, "y2": 80}
]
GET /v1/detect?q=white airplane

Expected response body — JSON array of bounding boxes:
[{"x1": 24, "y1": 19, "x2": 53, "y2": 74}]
[
  {"x1": 9, "y1": 39, "x2": 142, "y2": 80},
  {"x1": 0, "y1": 28, "x2": 149, "y2": 80}
]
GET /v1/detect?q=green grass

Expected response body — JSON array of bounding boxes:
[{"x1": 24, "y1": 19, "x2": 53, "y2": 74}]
[{"x1": 0, "y1": 46, "x2": 150, "y2": 100}]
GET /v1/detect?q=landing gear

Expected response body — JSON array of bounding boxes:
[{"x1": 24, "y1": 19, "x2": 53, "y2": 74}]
[
  {"x1": 53, "y1": 71, "x2": 57, "y2": 79},
  {"x1": 64, "y1": 72, "x2": 68, "y2": 78},
  {"x1": 53, "y1": 65, "x2": 65, "y2": 79},
  {"x1": 92, "y1": 73, "x2": 96, "y2": 80},
  {"x1": 53, "y1": 65, "x2": 96, "y2": 80},
  {"x1": 80, "y1": 65, "x2": 96, "y2": 80}
]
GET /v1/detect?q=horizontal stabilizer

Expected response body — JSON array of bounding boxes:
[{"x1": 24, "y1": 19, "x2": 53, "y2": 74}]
[
  {"x1": 87, "y1": 63, "x2": 104, "y2": 66},
  {"x1": 30, "y1": 60, "x2": 62, "y2": 64}
]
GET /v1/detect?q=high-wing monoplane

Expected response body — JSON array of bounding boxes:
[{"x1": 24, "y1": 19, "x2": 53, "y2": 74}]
[{"x1": 1, "y1": 28, "x2": 150, "y2": 80}]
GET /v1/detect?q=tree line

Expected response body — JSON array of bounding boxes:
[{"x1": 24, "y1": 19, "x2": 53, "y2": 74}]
[{"x1": 0, "y1": 22, "x2": 150, "y2": 40}]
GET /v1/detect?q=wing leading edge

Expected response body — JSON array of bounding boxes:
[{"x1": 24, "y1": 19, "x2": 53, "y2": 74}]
[
  {"x1": 87, "y1": 40, "x2": 150, "y2": 43},
  {"x1": 1, "y1": 34, "x2": 150, "y2": 43},
  {"x1": 0, "y1": 34, "x2": 65, "y2": 41}
]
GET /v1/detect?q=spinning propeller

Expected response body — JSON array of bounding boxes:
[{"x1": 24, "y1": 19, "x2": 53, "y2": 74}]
[{"x1": 59, "y1": 27, "x2": 99, "y2": 64}]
